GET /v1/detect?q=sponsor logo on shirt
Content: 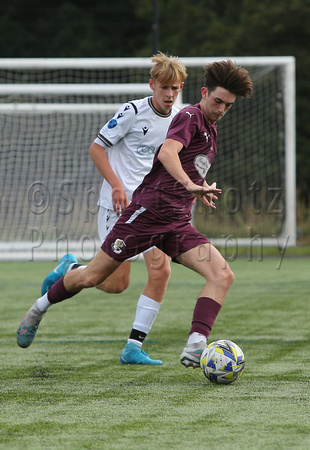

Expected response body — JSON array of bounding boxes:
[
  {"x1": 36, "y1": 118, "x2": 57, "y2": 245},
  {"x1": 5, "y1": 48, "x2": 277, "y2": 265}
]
[
  {"x1": 186, "y1": 111, "x2": 194, "y2": 118},
  {"x1": 135, "y1": 145, "x2": 156, "y2": 158},
  {"x1": 194, "y1": 154, "x2": 211, "y2": 179}
]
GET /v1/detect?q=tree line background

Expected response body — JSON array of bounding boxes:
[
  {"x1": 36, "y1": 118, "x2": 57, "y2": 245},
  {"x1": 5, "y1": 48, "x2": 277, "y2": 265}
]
[{"x1": 0, "y1": 0, "x2": 309, "y2": 209}]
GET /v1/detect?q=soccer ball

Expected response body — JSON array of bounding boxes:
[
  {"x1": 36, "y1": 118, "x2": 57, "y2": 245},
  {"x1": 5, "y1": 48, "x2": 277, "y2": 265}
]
[{"x1": 200, "y1": 339, "x2": 245, "y2": 384}]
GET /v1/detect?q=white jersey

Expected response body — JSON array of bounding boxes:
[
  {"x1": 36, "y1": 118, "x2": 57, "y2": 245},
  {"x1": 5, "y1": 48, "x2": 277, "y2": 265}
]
[{"x1": 94, "y1": 96, "x2": 179, "y2": 210}]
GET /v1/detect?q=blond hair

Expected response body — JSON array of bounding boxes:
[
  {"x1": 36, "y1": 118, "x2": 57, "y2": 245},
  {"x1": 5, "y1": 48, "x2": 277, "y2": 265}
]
[{"x1": 150, "y1": 51, "x2": 188, "y2": 85}]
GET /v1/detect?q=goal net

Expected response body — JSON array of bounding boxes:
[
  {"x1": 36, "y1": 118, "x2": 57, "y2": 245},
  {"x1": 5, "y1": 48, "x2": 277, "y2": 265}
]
[{"x1": 0, "y1": 57, "x2": 296, "y2": 261}]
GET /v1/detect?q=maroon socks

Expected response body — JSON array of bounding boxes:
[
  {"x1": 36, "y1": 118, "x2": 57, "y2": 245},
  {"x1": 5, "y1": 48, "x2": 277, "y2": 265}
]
[
  {"x1": 47, "y1": 277, "x2": 76, "y2": 304},
  {"x1": 190, "y1": 296, "x2": 222, "y2": 338}
]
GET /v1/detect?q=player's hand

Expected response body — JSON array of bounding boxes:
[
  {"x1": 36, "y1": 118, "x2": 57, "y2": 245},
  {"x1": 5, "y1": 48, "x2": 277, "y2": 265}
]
[
  {"x1": 111, "y1": 187, "x2": 129, "y2": 216},
  {"x1": 201, "y1": 181, "x2": 221, "y2": 209},
  {"x1": 186, "y1": 182, "x2": 221, "y2": 209}
]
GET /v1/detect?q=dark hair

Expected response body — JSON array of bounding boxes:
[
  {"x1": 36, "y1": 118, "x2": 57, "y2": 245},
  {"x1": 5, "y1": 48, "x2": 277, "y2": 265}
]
[{"x1": 203, "y1": 60, "x2": 253, "y2": 98}]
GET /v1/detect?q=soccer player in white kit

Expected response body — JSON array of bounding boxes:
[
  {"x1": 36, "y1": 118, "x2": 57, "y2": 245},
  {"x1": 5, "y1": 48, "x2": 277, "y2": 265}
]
[{"x1": 40, "y1": 52, "x2": 188, "y2": 365}]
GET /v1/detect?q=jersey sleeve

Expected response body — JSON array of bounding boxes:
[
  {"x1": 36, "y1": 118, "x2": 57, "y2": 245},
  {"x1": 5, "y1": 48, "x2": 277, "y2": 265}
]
[
  {"x1": 166, "y1": 107, "x2": 200, "y2": 148},
  {"x1": 94, "y1": 101, "x2": 137, "y2": 148}
]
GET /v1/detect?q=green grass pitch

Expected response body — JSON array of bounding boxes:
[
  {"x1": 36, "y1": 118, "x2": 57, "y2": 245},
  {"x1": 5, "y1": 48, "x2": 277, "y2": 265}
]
[{"x1": 0, "y1": 256, "x2": 309, "y2": 449}]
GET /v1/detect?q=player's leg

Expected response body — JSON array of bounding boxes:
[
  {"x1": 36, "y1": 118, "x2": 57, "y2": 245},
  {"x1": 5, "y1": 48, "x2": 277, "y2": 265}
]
[
  {"x1": 43, "y1": 257, "x2": 131, "y2": 295},
  {"x1": 17, "y1": 202, "x2": 157, "y2": 349},
  {"x1": 16, "y1": 249, "x2": 122, "y2": 348},
  {"x1": 178, "y1": 243, "x2": 233, "y2": 303},
  {"x1": 41, "y1": 207, "x2": 128, "y2": 296},
  {"x1": 63, "y1": 248, "x2": 122, "y2": 291},
  {"x1": 95, "y1": 261, "x2": 131, "y2": 293},
  {"x1": 178, "y1": 243, "x2": 234, "y2": 368},
  {"x1": 120, "y1": 247, "x2": 171, "y2": 365}
]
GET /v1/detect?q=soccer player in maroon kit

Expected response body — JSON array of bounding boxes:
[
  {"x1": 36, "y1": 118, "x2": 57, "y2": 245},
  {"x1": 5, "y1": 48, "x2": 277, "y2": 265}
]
[{"x1": 17, "y1": 60, "x2": 253, "y2": 368}]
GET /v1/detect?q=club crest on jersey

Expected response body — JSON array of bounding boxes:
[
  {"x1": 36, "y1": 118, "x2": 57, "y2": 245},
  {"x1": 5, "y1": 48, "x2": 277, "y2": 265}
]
[
  {"x1": 108, "y1": 119, "x2": 118, "y2": 129},
  {"x1": 194, "y1": 154, "x2": 211, "y2": 179},
  {"x1": 111, "y1": 238, "x2": 126, "y2": 254}
]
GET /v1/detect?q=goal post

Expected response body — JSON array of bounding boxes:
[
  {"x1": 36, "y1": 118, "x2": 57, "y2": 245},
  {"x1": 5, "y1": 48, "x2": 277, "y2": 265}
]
[{"x1": 0, "y1": 56, "x2": 296, "y2": 261}]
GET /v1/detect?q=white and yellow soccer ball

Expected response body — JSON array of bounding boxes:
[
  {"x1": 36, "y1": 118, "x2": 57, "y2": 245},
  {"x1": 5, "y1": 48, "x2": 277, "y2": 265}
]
[{"x1": 200, "y1": 339, "x2": 245, "y2": 384}]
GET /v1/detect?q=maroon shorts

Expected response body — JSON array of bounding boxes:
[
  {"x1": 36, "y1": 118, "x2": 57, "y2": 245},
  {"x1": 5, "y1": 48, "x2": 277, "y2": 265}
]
[{"x1": 101, "y1": 202, "x2": 209, "y2": 262}]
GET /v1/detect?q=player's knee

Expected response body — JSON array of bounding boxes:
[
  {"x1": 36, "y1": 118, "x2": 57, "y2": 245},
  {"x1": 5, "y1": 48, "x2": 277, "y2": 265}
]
[
  {"x1": 149, "y1": 262, "x2": 171, "y2": 284},
  {"x1": 221, "y1": 266, "x2": 234, "y2": 290},
  {"x1": 160, "y1": 261, "x2": 171, "y2": 281},
  {"x1": 117, "y1": 274, "x2": 130, "y2": 292},
  {"x1": 208, "y1": 264, "x2": 234, "y2": 291}
]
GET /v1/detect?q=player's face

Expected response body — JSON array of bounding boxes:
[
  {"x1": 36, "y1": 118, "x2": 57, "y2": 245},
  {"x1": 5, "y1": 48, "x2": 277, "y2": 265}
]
[
  {"x1": 149, "y1": 78, "x2": 184, "y2": 114},
  {"x1": 200, "y1": 86, "x2": 236, "y2": 125}
]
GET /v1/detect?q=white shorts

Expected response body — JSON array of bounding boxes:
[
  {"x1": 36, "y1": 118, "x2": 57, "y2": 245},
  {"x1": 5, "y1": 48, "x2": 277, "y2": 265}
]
[
  {"x1": 97, "y1": 206, "x2": 119, "y2": 243},
  {"x1": 98, "y1": 206, "x2": 155, "y2": 255}
]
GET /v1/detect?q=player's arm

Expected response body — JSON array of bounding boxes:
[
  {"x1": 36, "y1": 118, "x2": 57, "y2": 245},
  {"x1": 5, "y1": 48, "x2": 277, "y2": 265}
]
[
  {"x1": 89, "y1": 142, "x2": 129, "y2": 215},
  {"x1": 158, "y1": 138, "x2": 221, "y2": 207}
]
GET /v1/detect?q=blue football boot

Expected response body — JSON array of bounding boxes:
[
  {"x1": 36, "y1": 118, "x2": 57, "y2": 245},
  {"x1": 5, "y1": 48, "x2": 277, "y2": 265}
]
[
  {"x1": 120, "y1": 342, "x2": 163, "y2": 365},
  {"x1": 41, "y1": 253, "x2": 78, "y2": 295}
]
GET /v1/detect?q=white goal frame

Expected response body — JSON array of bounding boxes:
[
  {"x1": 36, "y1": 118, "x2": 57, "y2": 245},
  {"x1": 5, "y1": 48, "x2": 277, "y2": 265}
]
[{"x1": 0, "y1": 56, "x2": 296, "y2": 261}]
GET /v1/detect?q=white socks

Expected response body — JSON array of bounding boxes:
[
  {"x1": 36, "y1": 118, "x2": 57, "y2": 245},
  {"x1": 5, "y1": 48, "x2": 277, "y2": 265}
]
[
  {"x1": 187, "y1": 332, "x2": 207, "y2": 345},
  {"x1": 36, "y1": 293, "x2": 52, "y2": 312}
]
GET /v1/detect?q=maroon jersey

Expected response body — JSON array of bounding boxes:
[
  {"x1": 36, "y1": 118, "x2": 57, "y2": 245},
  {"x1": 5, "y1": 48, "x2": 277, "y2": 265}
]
[{"x1": 132, "y1": 103, "x2": 217, "y2": 221}]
